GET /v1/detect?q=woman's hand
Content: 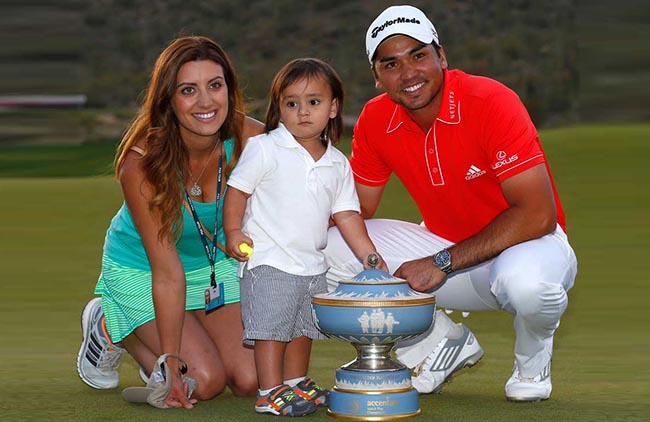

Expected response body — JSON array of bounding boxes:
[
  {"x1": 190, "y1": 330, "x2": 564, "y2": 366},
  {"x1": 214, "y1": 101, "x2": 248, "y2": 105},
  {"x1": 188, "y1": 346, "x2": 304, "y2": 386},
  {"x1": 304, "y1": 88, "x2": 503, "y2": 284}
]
[{"x1": 164, "y1": 371, "x2": 198, "y2": 409}]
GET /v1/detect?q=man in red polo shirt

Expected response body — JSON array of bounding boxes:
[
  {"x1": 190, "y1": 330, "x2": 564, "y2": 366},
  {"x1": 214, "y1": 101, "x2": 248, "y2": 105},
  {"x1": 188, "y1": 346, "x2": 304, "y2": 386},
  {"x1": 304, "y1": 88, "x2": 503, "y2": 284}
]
[{"x1": 325, "y1": 5, "x2": 577, "y2": 402}]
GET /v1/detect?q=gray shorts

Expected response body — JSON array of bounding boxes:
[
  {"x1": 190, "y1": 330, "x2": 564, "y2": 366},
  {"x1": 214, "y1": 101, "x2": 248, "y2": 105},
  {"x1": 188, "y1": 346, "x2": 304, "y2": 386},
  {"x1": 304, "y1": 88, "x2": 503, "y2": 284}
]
[{"x1": 240, "y1": 265, "x2": 327, "y2": 345}]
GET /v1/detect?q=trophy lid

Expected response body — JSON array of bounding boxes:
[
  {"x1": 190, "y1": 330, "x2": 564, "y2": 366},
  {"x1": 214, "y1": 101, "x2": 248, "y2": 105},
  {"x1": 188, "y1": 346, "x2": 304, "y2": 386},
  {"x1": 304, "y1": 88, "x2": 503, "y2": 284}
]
[
  {"x1": 313, "y1": 254, "x2": 435, "y2": 306},
  {"x1": 342, "y1": 268, "x2": 405, "y2": 285},
  {"x1": 341, "y1": 253, "x2": 402, "y2": 285}
]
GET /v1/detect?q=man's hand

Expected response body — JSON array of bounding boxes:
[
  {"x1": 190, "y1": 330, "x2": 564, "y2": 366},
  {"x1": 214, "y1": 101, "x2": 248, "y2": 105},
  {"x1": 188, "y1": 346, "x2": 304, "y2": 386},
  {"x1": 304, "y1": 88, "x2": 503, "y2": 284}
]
[{"x1": 394, "y1": 256, "x2": 447, "y2": 292}]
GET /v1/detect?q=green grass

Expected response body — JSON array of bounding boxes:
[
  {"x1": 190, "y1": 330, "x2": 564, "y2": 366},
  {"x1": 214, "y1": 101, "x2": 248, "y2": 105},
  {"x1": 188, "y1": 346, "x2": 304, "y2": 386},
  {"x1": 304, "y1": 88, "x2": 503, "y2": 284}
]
[
  {"x1": 0, "y1": 143, "x2": 117, "y2": 177},
  {"x1": 1, "y1": 124, "x2": 649, "y2": 421}
]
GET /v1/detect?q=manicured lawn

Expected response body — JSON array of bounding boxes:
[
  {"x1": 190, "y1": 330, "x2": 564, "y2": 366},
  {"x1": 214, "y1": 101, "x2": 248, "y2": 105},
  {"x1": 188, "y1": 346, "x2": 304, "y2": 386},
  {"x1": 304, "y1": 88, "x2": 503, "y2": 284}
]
[{"x1": 1, "y1": 124, "x2": 648, "y2": 421}]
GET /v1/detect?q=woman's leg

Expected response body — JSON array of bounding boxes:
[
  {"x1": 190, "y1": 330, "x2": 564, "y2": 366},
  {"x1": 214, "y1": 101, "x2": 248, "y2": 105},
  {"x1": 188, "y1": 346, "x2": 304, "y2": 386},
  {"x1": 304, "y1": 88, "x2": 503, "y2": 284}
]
[
  {"x1": 125, "y1": 311, "x2": 229, "y2": 400},
  {"x1": 120, "y1": 333, "x2": 157, "y2": 376},
  {"x1": 194, "y1": 302, "x2": 258, "y2": 396}
]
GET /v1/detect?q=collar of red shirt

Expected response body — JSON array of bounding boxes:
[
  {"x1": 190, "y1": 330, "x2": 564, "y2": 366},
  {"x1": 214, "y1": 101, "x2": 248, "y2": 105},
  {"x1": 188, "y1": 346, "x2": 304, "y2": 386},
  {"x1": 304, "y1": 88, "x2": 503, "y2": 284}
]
[{"x1": 385, "y1": 68, "x2": 462, "y2": 134}]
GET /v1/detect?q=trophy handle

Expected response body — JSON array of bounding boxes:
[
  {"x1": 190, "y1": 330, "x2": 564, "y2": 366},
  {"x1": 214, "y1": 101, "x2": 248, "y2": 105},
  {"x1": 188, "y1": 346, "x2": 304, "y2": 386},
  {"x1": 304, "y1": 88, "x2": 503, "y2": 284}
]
[{"x1": 367, "y1": 253, "x2": 379, "y2": 268}]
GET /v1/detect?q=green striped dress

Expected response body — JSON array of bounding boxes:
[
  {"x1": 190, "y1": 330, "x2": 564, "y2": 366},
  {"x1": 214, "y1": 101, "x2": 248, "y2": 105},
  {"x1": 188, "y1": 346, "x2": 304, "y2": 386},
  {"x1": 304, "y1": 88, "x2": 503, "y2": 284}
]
[{"x1": 94, "y1": 139, "x2": 240, "y2": 342}]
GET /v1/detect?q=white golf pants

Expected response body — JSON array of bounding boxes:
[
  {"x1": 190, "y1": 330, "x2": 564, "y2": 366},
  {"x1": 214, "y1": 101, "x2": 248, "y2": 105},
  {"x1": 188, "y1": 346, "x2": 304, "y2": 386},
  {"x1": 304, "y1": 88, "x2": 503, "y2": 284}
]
[{"x1": 324, "y1": 219, "x2": 577, "y2": 378}]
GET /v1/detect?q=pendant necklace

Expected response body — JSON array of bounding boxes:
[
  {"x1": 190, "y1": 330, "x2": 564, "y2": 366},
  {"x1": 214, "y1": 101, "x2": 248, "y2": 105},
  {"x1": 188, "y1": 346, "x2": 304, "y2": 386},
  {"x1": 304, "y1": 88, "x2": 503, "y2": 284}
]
[{"x1": 188, "y1": 139, "x2": 220, "y2": 197}]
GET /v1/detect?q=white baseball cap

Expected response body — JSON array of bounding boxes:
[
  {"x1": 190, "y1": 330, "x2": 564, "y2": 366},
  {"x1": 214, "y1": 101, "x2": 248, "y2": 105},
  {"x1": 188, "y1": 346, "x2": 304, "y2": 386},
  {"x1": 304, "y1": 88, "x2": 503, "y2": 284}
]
[{"x1": 365, "y1": 5, "x2": 440, "y2": 64}]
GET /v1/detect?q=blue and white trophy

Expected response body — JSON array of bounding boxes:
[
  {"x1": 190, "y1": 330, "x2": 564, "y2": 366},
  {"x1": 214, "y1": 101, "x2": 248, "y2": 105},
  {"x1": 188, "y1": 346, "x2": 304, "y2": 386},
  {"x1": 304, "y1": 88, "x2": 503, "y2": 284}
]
[{"x1": 312, "y1": 255, "x2": 436, "y2": 420}]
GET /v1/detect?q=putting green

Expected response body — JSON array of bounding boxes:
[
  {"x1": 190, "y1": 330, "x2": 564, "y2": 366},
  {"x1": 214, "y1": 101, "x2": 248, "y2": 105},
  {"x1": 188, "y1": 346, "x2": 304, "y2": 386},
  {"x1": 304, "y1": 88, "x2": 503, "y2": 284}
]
[{"x1": 1, "y1": 124, "x2": 648, "y2": 421}]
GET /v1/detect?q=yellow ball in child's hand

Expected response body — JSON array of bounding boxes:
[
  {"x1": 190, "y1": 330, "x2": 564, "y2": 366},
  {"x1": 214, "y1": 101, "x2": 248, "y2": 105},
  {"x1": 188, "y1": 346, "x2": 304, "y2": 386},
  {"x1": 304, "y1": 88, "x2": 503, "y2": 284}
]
[{"x1": 239, "y1": 243, "x2": 253, "y2": 257}]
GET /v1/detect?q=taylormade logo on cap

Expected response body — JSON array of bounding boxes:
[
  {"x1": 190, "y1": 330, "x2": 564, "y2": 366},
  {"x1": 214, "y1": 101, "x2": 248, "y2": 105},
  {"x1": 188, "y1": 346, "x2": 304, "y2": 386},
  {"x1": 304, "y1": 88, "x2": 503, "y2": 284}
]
[
  {"x1": 365, "y1": 5, "x2": 439, "y2": 64},
  {"x1": 370, "y1": 17, "x2": 422, "y2": 39}
]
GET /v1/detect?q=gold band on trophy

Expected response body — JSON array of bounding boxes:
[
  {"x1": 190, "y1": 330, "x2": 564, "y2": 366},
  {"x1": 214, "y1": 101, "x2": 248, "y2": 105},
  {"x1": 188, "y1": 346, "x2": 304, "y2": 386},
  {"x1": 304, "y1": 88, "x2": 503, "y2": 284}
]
[{"x1": 311, "y1": 296, "x2": 435, "y2": 307}]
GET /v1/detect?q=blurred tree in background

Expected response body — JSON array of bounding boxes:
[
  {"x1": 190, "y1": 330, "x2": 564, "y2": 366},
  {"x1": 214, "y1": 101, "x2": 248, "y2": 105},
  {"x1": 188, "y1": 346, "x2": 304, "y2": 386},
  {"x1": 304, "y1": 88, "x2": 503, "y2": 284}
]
[
  {"x1": 1, "y1": 0, "x2": 647, "y2": 135},
  {"x1": 79, "y1": 0, "x2": 577, "y2": 126}
]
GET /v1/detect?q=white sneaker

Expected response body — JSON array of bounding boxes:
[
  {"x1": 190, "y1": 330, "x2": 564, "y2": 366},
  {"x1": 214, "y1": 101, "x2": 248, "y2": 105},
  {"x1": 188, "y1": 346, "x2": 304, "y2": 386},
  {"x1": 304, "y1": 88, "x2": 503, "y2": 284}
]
[
  {"x1": 77, "y1": 297, "x2": 126, "y2": 389},
  {"x1": 505, "y1": 361, "x2": 552, "y2": 402},
  {"x1": 411, "y1": 324, "x2": 484, "y2": 393}
]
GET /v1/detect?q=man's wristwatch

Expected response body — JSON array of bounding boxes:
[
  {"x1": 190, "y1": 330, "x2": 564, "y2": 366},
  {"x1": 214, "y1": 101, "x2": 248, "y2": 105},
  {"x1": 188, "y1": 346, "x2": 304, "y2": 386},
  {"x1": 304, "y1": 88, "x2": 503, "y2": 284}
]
[{"x1": 433, "y1": 249, "x2": 454, "y2": 274}]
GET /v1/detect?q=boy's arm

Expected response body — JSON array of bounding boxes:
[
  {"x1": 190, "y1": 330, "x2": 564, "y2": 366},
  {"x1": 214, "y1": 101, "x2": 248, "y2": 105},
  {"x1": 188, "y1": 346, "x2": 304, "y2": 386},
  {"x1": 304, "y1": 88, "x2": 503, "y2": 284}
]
[
  {"x1": 332, "y1": 210, "x2": 388, "y2": 272},
  {"x1": 223, "y1": 187, "x2": 252, "y2": 261}
]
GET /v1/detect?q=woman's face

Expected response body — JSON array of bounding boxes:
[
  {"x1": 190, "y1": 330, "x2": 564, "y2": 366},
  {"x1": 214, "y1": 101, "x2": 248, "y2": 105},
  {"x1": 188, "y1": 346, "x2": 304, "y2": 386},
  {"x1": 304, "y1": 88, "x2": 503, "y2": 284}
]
[{"x1": 171, "y1": 60, "x2": 229, "y2": 143}]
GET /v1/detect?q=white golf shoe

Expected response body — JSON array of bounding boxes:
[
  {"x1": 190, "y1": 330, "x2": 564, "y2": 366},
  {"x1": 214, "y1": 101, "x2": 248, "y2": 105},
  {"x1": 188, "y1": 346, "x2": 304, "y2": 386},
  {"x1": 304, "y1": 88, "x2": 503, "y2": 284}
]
[
  {"x1": 505, "y1": 361, "x2": 552, "y2": 402},
  {"x1": 77, "y1": 297, "x2": 126, "y2": 389},
  {"x1": 411, "y1": 323, "x2": 484, "y2": 393}
]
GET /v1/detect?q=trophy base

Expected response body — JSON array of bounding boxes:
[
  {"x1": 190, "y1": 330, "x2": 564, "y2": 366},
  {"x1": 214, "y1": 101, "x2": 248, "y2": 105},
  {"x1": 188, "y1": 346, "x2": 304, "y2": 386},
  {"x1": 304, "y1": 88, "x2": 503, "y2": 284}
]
[
  {"x1": 327, "y1": 367, "x2": 419, "y2": 420},
  {"x1": 328, "y1": 387, "x2": 420, "y2": 420}
]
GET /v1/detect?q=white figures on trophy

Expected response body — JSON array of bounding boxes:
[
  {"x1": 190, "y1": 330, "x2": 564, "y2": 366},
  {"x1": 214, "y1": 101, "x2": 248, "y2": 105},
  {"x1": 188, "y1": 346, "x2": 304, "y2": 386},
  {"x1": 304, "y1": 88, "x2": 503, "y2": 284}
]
[
  {"x1": 385, "y1": 313, "x2": 399, "y2": 334},
  {"x1": 358, "y1": 308, "x2": 401, "y2": 335},
  {"x1": 358, "y1": 311, "x2": 370, "y2": 334}
]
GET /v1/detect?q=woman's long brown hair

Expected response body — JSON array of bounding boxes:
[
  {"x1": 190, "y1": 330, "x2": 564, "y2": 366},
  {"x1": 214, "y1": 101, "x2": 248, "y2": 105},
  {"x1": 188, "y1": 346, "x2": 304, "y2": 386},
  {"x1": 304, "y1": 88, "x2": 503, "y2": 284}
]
[{"x1": 115, "y1": 36, "x2": 245, "y2": 242}]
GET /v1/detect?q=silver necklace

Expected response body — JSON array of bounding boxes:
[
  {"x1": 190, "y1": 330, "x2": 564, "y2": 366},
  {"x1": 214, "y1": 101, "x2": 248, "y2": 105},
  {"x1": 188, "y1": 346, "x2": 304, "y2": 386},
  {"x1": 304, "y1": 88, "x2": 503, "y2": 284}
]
[{"x1": 188, "y1": 140, "x2": 220, "y2": 197}]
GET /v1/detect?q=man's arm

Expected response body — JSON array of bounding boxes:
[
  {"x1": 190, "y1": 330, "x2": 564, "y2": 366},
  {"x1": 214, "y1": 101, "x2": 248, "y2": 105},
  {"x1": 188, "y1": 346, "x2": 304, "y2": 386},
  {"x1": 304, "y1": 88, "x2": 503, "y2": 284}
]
[
  {"x1": 356, "y1": 183, "x2": 386, "y2": 219},
  {"x1": 395, "y1": 163, "x2": 557, "y2": 291}
]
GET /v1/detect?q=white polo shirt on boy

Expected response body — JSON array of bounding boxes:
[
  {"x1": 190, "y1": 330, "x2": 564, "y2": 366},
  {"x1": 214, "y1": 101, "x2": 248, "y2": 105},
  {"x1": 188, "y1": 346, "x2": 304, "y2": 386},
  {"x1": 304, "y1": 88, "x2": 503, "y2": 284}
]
[{"x1": 227, "y1": 123, "x2": 360, "y2": 276}]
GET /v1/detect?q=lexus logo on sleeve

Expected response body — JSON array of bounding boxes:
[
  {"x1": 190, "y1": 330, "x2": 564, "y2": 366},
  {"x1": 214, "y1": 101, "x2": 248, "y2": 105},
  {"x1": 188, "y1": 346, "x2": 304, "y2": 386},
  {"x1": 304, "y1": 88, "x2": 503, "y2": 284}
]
[{"x1": 492, "y1": 151, "x2": 518, "y2": 170}]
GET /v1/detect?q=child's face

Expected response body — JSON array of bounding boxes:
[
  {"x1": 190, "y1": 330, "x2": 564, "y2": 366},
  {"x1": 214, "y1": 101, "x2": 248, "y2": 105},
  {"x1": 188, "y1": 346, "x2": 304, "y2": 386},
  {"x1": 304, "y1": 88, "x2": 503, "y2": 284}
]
[{"x1": 279, "y1": 76, "x2": 338, "y2": 144}]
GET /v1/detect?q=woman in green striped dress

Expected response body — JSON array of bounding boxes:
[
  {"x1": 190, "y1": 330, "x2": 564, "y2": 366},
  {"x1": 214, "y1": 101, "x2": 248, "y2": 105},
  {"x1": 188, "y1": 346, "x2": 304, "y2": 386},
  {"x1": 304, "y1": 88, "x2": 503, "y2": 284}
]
[{"x1": 76, "y1": 36, "x2": 264, "y2": 408}]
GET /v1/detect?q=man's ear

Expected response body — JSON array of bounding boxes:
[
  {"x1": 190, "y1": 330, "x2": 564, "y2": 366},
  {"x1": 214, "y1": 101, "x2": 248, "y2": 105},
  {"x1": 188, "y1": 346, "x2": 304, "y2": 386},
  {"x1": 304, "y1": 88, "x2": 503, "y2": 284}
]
[
  {"x1": 438, "y1": 47, "x2": 448, "y2": 69},
  {"x1": 372, "y1": 68, "x2": 383, "y2": 90}
]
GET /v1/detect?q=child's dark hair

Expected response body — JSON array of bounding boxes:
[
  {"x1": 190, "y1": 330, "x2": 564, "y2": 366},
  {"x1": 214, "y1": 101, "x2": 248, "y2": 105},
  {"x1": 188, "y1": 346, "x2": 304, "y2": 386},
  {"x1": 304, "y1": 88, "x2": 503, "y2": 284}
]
[{"x1": 265, "y1": 58, "x2": 344, "y2": 146}]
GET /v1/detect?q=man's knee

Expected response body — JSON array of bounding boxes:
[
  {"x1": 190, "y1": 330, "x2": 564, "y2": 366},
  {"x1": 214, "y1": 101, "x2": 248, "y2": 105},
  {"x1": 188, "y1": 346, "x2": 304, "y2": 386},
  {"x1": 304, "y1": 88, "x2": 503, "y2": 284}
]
[{"x1": 495, "y1": 271, "x2": 568, "y2": 322}]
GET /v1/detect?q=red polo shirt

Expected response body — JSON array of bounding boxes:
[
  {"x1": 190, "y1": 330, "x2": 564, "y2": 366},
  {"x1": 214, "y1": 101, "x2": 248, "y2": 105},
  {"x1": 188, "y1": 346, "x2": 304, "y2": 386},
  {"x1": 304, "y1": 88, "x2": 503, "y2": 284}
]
[{"x1": 351, "y1": 69, "x2": 566, "y2": 242}]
